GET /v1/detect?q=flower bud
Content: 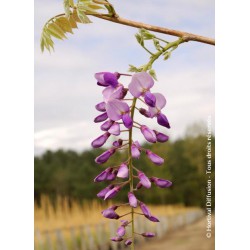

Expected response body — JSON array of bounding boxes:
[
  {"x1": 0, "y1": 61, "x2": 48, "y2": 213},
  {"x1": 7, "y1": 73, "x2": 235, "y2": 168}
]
[
  {"x1": 106, "y1": 169, "x2": 118, "y2": 181},
  {"x1": 91, "y1": 132, "x2": 110, "y2": 148},
  {"x1": 140, "y1": 125, "x2": 156, "y2": 143},
  {"x1": 94, "y1": 167, "x2": 112, "y2": 182},
  {"x1": 145, "y1": 215, "x2": 160, "y2": 222},
  {"x1": 128, "y1": 192, "x2": 137, "y2": 208},
  {"x1": 146, "y1": 150, "x2": 164, "y2": 166},
  {"x1": 139, "y1": 108, "x2": 151, "y2": 118},
  {"x1": 138, "y1": 171, "x2": 151, "y2": 189},
  {"x1": 95, "y1": 149, "x2": 115, "y2": 164},
  {"x1": 101, "y1": 120, "x2": 114, "y2": 131},
  {"x1": 122, "y1": 113, "x2": 133, "y2": 129},
  {"x1": 141, "y1": 232, "x2": 155, "y2": 238},
  {"x1": 111, "y1": 237, "x2": 123, "y2": 242},
  {"x1": 156, "y1": 113, "x2": 170, "y2": 128},
  {"x1": 131, "y1": 142, "x2": 141, "y2": 159},
  {"x1": 144, "y1": 91, "x2": 156, "y2": 107},
  {"x1": 95, "y1": 102, "x2": 106, "y2": 112},
  {"x1": 116, "y1": 226, "x2": 126, "y2": 237},
  {"x1": 104, "y1": 186, "x2": 121, "y2": 200},
  {"x1": 97, "y1": 184, "x2": 114, "y2": 199},
  {"x1": 139, "y1": 202, "x2": 151, "y2": 217},
  {"x1": 125, "y1": 239, "x2": 132, "y2": 246},
  {"x1": 117, "y1": 163, "x2": 129, "y2": 178},
  {"x1": 94, "y1": 112, "x2": 108, "y2": 123},
  {"x1": 113, "y1": 139, "x2": 123, "y2": 147},
  {"x1": 108, "y1": 122, "x2": 120, "y2": 136},
  {"x1": 153, "y1": 130, "x2": 169, "y2": 143},
  {"x1": 102, "y1": 207, "x2": 120, "y2": 219},
  {"x1": 150, "y1": 177, "x2": 172, "y2": 188}
]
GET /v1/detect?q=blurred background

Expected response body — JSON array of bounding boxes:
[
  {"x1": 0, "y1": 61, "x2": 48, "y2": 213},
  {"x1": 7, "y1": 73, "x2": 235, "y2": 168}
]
[{"x1": 35, "y1": 0, "x2": 214, "y2": 249}]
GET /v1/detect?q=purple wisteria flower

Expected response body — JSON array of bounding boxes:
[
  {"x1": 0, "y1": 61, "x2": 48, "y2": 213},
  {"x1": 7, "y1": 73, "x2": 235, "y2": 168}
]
[
  {"x1": 92, "y1": 71, "x2": 172, "y2": 246},
  {"x1": 128, "y1": 72, "x2": 156, "y2": 107}
]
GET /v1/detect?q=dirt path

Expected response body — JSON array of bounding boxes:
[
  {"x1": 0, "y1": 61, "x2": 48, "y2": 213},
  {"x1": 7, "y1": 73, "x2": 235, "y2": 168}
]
[{"x1": 140, "y1": 216, "x2": 215, "y2": 250}]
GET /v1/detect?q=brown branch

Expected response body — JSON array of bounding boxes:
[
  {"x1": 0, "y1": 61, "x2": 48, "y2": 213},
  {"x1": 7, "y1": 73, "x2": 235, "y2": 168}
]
[{"x1": 91, "y1": 14, "x2": 215, "y2": 46}]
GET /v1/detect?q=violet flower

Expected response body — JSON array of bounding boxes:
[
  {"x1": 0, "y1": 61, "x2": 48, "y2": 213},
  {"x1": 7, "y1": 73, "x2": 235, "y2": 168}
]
[
  {"x1": 150, "y1": 177, "x2": 172, "y2": 188},
  {"x1": 108, "y1": 122, "x2": 120, "y2": 136},
  {"x1": 106, "y1": 99, "x2": 133, "y2": 129},
  {"x1": 142, "y1": 232, "x2": 155, "y2": 238},
  {"x1": 154, "y1": 130, "x2": 169, "y2": 143},
  {"x1": 139, "y1": 202, "x2": 151, "y2": 217},
  {"x1": 97, "y1": 184, "x2": 114, "y2": 199},
  {"x1": 145, "y1": 215, "x2": 160, "y2": 222},
  {"x1": 140, "y1": 125, "x2": 157, "y2": 143},
  {"x1": 113, "y1": 139, "x2": 123, "y2": 147},
  {"x1": 94, "y1": 112, "x2": 108, "y2": 123},
  {"x1": 95, "y1": 149, "x2": 115, "y2": 164},
  {"x1": 138, "y1": 171, "x2": 151, "y2": 189},
  {"x1": 125, "y1": 239, "x2": 132, "y2": 246},
  {"x1": 131, "y1": 141, "x2": 141, "y2": 159},
  {"x1": 101, "y1": 119, "x2": 114, "y2": 131},
  {"x1": 139, "y1": 108, "x2": 151, "y2": 118},
  {"x1": 94, "y1": 167, "x2": 112, "y2": 182},
  {"x1": 91, "y1": 132, "x2": 110, "y2": 148},
  {"x1": 111, "y1": 237, "x2": 123, "y2": 242},
  {"x1": 120, "y1": 220, "x2": 129, "y2": 227},
  {"x1": 95, "y1": 72, "x2": 119, "y2": 87},
  {"x1": 102, "y1": 85, "x2": 125, "y2": 102},
  {"x1": 117, "y1": 163, "x2": 129, "y2": 178},
  {"x1": 106, "y1": 169, "x2": 118, "y2": 181},
  {"x1": 128, "y1": 72, "x2": 156, "y2": 107},
  {"x1": 146, "y1": 150, "x2": 164, "y2": 166},
  {"x1": 116, "y1": 226, "x2": 126, "y2": 237},
  {"x1": 95, "y1": 101, "x2": 106, "y2": 112},
  {"x1": 104, "y1": 186, "x2": 121, "y2": 200},
  {"x1": 128, "y1": 192, "x2": 137, "y2": 208},
  {"x1": 102, "y1": 206, "x2": 120, "y2": 219}
]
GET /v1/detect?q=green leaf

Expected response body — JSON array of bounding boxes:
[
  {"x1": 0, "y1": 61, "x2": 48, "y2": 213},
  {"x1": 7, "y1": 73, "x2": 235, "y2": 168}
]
[
  {"x1": 140, "y1": 28, "x2": 155, "y2": 40},
  {"x1": 64, "y1": 0, "x2": 71, "y2": 18},
  {"x1": 76, "y1": 7, "x2": 92, "y2": 23},
  {"x1": 149, "y1": 69, "x2": 157, "y2": 80},
  {"x1": 55, "y1": 16, "x2": 73, "y2": 34},
  {"x1": 135, "y1": 34, "x2": 144, "y2": 46},
  {"x1": 47, "y1": 22, "x2": 67, "y2": 40}
]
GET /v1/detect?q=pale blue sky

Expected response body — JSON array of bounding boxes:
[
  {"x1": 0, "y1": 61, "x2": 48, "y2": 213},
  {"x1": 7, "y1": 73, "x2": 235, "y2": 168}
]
[{"x1": 34, "y1": 0, "x2": 214, "y2": 155}]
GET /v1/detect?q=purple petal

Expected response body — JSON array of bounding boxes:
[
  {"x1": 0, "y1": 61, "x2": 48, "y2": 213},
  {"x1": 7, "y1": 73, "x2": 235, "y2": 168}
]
[
  {"x1": 106, "y1": 99, "x2": 130, "y2": 121},
  {"x1": 108, "y1": 122, "x2": 120, "y2": 136},
  {"x1": 145, "y1": 215, "x2": 160, "y2": 222},
  {"x1": 113, "y1": 139, "x2": 123, "y2": 147},
  {"x1": 128, "y1": 192, "x2": 137, "y2": 208},
  {"x1": 138, "y1": 171, "x2": 151, "y2": 189},
  {"x1": 95, "y1": 102, "x2": 106, "y2": 112},
  {"x1": 140, "y1": 125, "x2": 157, "y2": 143},
  {"x1": 117, "y1": 163, "x2": 129, "y2": 178},
  {"x1": 106, "y1": 170, "x2": 117, "y2": 181},
  {"x1": 154, "y1": 130, "x2": 169, "y2": 143},
  {"x1": 102, "y1": 85, "x2": 124, "y2": 102},
  {"x1": 139, "y1": 202, "x2": 151, "y2": 217},
  {"x1": 91, "y1": 132, "x2": 110, "y2": 148},
  {"x1": 136, "y1": 182, "x2": 143, "y2": 190},
  {"x1": 131, "y1": 143, "x2": 141, "y2": 159},
  {"x1": 111, "y1": 237, "x2": 123, "y2": 242},
  {"x1": 97, "y1": 185, "x2": 114, "y2": 199},
  {"x1": 116, "y1": 226, "x2": 126, "y2": 237},
  {"x1": 104, "y1": 72, "x2": 119, "y2": 87},
  {"x1": 141, "y1": 232, "x2": 155, "y2": 238},
  {"x1": 95, "y1": 72, "x2": 109, "y2": 86},
  {"x1": 102, "y1": 207, "x2": 120, "y2": 219},
  {"x1": 94, "y1": 112, "x2": 108, "y2": 123},
  {"x1": 151, "y1": 177, "x2": 172, "y2": 188},
  {"x1": 104, "y1": 186, "x2": 121, "y2": 200},
  {"x1": 157, "y1": 113, "x2": 170, "y2": 128},
  {"x1": 95, "y1": 149, "x2": 115, "y2": 164},
  {"x1": 148, "y1": 93, "x2": 166, "y2": 117},
  {"x1": 128, "y1": 72, "x2": 154, "y2": 97},
  {"x1": 139, "y1": 108, "x2": 151, "y2": 118},
  {"x1": 120, "y1": 220, "x2": 129, "y2": 226},
  {"x1": 125, "y1": 239, "x2": 132, "y2": 246},
  {"x1": 94, "y1": 167, "x2": 112, "y2": 182},
  {"x1": 122, "y1": 113, "x2": 133, "y2": 129},
  {"x1": 144, "y1": 91, "x2": 156, "y2": 107},
  {"x1": 101, "y1": 120, "x2": 114, "y2": 131},
  {"x1": 146, "y1": 150, "x2": 164, "y2": 166}
]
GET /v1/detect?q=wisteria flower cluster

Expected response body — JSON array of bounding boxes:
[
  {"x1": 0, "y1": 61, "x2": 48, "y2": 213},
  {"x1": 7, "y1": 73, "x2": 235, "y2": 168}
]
[{"x1": 92, "y1": 71, "x2": 172, "y2": 247}]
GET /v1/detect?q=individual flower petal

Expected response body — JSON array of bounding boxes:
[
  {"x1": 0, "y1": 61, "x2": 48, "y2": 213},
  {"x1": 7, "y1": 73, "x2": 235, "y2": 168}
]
[
  {"x1": 94, "y1": 112, "x2": 108, "y2": 123},
  {"x1": 106, "y1": 170, "x2": 118, "y2": 181},
  {"x1": 91, "y1": 132, "x2": 110, "y2": 148},
  {"x1": 131, "y1": 143, "x2": 141, "y2": 159},
  {"x1": 97, "y1": 185, "x2": 114, "y2": 199},
  {"x1": 113, "y1": 139, "x2": 123, "y2": 147},
  {"x1": 106, "y1": 99, "x2": 130, "y2": 121},
  {"x1": 144, "y1": 91, "x2": 156, "y2": 107},
  {"x1": 95, "y1": 149, "x2": 115, "y2": 164},
  {"x1": 94, "y1": 167, "x2": 112, "y2": 182},
  {"x1": 128, "y1": 72, "x2": 154, "y2": 97},
  {"x1": 139, "y1": 108, "x2": 151, "y2": 118},
  {"x1": 153, "y1": 130, "x2": 169, "y2": 143},
  {"x1": 102, "y1": 85, "x2": 124, "y2": 102},
  {"x1": 111, "y1": 237, "x2": 123, "y2": 242},
  {"x1": 125, "y1": 239, "x2": 132, "y2": 246},
  {"x1": 146, "y1": 150, "x2": 164, "y2": 166},
  {"x1": 138, "y1": 172, "x2": 151, "y2": 189},
  {"x1": 102, "y1": 207, "x2": 120, "y2": 219},
  {"x1": 122, "y1": 113, "x2": 133, "y2": 129},
  {"x1": 116, "y1": 226, "x2": 126, "y2": 237},
  {"x1": 103, "y1": 72, "x2": 119, "y2": 88},
  {"x1": 139, "y1": 202, "x2": 151, "y2": 217},
  {"x1": 150, "y1": 177, "x2": 172, "y2": 188},
  {"x1": 140, "y1": 125, "x2": 157, "y2": 143},
  {"x1": 95, "y1": 102, "x2": 106, "y2": 112},
  {"x1": 117, "y1": 163, "x2": 129, "y2": 178},
  {"x1": 141, "y1": 232, "x2": 155, "y2": 238},
  {"x1": 157, "y1": 113, "x2": 170, "y2": 128},
  {"x1": 128, "y1": 192, "x2": 137, "y2": 208},
  {"x1": 101, "y1": 120, "x2": 114, "y2": 131},
  {"x1": 148, "y1": 93, "x2": 167, "y2": 117},
  {"x1": 104, "y1": 186, "x2": 121, "y2": 200},
  {"x1": 108, "y1": 122, "x2": 120, "y2": 136},
  {"x1": 145, "y1": 215, "x2": 160, "y2": 222}
]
